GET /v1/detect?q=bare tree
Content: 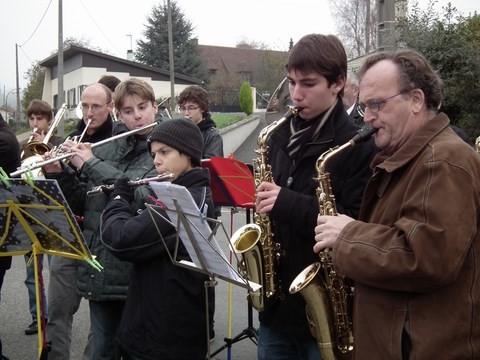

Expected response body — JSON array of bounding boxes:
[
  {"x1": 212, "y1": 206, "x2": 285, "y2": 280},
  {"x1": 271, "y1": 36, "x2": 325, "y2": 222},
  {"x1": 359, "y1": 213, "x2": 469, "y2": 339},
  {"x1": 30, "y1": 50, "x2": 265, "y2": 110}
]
[{"x1": 329, "y1": 0, "x2": 377, "y2": 58}]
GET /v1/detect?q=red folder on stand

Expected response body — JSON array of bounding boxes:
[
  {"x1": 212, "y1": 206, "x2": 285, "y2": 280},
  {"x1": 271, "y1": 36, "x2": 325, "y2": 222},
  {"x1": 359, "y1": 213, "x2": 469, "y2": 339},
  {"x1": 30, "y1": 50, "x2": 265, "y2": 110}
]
[{"x1": 201, "y1": 157, "x2": 255, "y2": 209}]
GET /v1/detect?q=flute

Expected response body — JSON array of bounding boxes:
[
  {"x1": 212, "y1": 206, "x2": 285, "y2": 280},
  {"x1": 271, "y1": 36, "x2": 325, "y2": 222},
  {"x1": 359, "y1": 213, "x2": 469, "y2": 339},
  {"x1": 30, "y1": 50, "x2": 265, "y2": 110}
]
[
  {"x1": 10, "y1": 120, "x2": 160, "y2": 178},
  {"x1": 87, "y1": 173, "x2": 174, "y2": 196}
]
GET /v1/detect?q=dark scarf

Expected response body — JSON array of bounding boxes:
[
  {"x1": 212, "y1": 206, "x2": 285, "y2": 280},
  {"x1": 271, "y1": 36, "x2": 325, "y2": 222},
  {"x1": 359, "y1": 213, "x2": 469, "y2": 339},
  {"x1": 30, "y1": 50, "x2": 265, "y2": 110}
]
[
  {"x1": 70, "y1": 115, "x2": 113, "y2": 143},
  {"x1": 287, "y1": 99, "x2": 338, "y2": 158},
  {"x1": 197, "y1": 113, "x2": 216, "y2": 132}
]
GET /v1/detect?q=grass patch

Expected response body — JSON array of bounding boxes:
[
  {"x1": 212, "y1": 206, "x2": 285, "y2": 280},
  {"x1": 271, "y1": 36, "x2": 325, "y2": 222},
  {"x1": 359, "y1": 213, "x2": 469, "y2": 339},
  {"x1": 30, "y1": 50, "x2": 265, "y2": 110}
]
[{"x1": 211, "y1": 113, "x2": 245, "y2": 129}]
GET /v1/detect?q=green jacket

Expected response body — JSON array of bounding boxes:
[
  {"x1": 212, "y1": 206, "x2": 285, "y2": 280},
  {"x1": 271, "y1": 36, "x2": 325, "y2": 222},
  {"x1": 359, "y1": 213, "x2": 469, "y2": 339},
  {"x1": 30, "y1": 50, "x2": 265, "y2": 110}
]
[{"x1": 52, "y1": 124, "x2": 157, "y2": 301}]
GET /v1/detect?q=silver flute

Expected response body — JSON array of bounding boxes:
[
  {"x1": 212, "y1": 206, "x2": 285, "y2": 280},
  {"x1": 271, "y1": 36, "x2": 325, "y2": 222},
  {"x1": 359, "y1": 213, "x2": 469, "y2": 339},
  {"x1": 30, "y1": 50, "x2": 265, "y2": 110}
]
[{"x1": 87, "y1": 173, "x2": 174, "y2": 196}]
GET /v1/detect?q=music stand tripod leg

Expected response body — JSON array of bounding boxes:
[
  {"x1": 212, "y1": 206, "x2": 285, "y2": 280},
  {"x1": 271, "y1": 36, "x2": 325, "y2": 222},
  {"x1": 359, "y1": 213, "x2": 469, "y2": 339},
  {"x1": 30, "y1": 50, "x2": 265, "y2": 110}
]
[
  {"x1": 205, "y1": 276, "x2": 217, "y2": 360},
  {"x1": 32, "y1": 245, "x2": 49, "y2": 358},
  {"x1": 209, "y1": 208, "x2": 259, "y2": 359}
]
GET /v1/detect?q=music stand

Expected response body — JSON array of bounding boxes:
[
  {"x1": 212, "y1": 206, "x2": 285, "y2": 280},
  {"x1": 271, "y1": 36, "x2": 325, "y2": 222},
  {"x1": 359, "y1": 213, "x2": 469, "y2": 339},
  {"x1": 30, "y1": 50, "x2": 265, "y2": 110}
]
[
  {"x1": 201, "y1": 157, "x2": 259, "y2": 359},
  {"x1": 0, "y1": 176, "x2": 101, "y2": 359},
  {"x1": 146, "y1": 182, "x2": 259, "y2": 360}
]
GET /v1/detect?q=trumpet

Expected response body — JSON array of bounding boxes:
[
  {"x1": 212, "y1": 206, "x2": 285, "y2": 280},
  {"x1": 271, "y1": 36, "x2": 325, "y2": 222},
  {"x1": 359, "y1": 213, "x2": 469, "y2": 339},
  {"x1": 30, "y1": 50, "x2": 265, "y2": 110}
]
[
  {"x1": 10, "y1": 120, "x2": 160, "y2": 178},
  {"x1": 87, "y1": 173, "x2": 174, "y2": 196},
  {"x1": 19, "y1": 104, "x2": 68, "y2": 178},
  {"x1": 25, "y1": 103, "x2": 67, "y2": 156},
  {"x1": 47, "y1": 119, "x2": 92, "y2": 160},
  {"x1": 20, "y1": 127, "x2": 38, "y2": 159}
]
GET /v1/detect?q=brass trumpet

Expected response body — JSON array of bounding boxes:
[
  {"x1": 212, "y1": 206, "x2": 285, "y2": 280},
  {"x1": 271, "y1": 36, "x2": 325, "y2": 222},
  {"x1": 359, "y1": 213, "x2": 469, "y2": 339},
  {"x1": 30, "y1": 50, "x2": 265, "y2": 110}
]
[
  {"x1": 24, "y1": 103, "x2": 67, "y2": 156},
  {"x1": 11, "y1": 120, "x2": 161, "y2": 178},
  {"x1": 87, "y1": 173, "x2": 174, "y2": 196},
  {"x1": 19, "y1": 104, "x2": 68, "y2": 178},
  {"x1": 20, "y1": 127, "x2": 38, "y2": 159}
]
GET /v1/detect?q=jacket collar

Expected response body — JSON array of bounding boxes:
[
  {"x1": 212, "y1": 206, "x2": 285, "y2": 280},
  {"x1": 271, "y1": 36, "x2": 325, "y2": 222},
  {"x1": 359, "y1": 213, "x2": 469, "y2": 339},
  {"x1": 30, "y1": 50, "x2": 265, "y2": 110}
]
[
  {"x1": 373, "y1": 112, "x2": 450, "y2": 172},
  {"x1": 197, "y1": 114, "x2": 216, "y2": 131},
  {"x1": 271, "y1": 98, "x2": 350, "y2": 154}
]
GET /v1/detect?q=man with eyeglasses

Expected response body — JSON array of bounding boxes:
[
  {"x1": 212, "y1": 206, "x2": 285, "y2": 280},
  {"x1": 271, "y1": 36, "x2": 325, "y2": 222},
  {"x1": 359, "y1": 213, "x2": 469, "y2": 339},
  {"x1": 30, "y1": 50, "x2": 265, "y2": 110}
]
[
  {"x1": 72, "y1": 83, "x2": 115, "y2": 142},
  {"x1": 314, "y1": 49, "x2": 480, "y2": 359},
  {"x1": 178, "y1": 85, "x2": 223, "y2": 159},
  {"x1": 45, "y1": 82, "x2": 115, "y2": 360}
]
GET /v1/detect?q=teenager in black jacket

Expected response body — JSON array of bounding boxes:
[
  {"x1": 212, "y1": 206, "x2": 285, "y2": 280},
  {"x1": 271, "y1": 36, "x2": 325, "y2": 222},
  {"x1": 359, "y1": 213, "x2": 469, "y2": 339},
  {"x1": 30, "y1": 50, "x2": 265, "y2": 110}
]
[
  {"x1": 255, "y1": 34, "x2": 377, "y2": 360},
  {"x1": 101, "y1": 119, "x2": 215, "y2": 360},
  {"x1": 0, "y1": 113, "x2": 21, "y2": 360}
]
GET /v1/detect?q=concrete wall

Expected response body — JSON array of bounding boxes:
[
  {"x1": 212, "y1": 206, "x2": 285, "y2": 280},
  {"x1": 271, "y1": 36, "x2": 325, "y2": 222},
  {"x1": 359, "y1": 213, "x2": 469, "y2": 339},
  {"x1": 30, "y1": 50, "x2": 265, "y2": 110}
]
[{"x1": 220, "y1": 115, "x2": 259, "y2": 156}]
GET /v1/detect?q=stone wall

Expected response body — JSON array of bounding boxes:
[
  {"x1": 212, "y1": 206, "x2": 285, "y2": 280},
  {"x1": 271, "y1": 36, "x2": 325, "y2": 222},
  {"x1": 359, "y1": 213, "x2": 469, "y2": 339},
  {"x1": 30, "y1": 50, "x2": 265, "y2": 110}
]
[{"x1": 220, "y1": 115, "x2": 259, "y2": 156}]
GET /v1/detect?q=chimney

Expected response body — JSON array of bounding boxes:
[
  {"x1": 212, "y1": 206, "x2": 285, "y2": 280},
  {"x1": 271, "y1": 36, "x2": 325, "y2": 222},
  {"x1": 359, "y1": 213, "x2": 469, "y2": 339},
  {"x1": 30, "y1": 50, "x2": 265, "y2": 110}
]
[{"x1": 127, "y1": 50, "x2": 134, "y2": 61}]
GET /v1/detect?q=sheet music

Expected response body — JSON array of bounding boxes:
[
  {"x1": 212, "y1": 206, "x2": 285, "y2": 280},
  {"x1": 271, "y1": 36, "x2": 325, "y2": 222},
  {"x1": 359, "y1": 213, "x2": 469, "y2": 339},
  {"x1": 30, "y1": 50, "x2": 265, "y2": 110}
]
[
  {"x1": 149, "y1": 182, "x2": 259, "y2": 290},
  {"x1": 0, "y1": 179, "x2": 92, "y2": 260}
]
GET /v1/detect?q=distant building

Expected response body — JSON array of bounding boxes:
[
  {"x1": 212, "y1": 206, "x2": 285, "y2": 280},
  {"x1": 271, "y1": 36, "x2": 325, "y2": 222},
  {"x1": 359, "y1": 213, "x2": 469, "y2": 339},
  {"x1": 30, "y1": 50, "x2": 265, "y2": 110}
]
[
  {"x1": 39, "y1": 45, "x2": 202, "y2": 117},
  {"x1": 0, "y1": 105, "x2": 15, "y2": 125},
  {"x1": 197, "y1": 43, "x2": 288, "y2": 111},
  {"x1": 40, "y1": 43, "x2": 289, "y2": 114}
]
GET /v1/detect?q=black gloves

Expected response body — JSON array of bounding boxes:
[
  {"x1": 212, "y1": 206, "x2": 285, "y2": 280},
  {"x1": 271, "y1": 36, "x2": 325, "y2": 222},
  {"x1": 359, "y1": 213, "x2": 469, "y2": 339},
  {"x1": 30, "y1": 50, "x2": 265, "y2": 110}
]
[{"x1": 109, "y1": 176, "x2": 134, "y2": 203}]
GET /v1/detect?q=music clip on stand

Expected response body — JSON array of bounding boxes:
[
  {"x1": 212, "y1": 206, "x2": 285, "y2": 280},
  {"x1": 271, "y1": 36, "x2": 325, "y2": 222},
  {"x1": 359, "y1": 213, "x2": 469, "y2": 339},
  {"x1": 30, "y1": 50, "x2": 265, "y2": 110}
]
[{"x1": 201, "y1": 158, "x2": 259, "y2": 359}]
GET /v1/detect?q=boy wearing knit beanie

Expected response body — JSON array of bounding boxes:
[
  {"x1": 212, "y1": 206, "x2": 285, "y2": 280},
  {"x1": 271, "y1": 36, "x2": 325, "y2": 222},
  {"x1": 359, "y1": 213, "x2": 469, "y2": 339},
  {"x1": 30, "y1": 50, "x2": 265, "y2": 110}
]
[{"x1": 101, "y1": 118, "x2": 216, "y2": 359}]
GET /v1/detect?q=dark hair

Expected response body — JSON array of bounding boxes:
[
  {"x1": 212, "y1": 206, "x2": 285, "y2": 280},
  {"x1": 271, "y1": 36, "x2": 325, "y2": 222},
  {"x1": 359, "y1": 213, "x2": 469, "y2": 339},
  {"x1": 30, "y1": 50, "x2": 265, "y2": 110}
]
[
  {"x1": 358, "y1": 49, "x2": 443, "y2": 112},
  {"x1": 98, "y1": 75, "x2": 121, "y2": 93},
  {"x1": 286, "y1": 34, "x2": 348, "y2": 96},
  {"x1": 27, "y1": 99, "x2": 53, "y2": 121},
  {"x1": 114, "y1": 78, "x2": 155, "y2": 111},
  {"x1": 177, "y1": 85, "x2": 210, "y2": 115}
]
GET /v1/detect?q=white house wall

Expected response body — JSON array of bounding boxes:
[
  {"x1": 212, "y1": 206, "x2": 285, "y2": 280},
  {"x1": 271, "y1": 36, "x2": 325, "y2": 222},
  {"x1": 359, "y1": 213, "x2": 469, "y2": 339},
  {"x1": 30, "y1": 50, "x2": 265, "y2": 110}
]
[{"x1": 42, "y1": 66, "x2": 192, "y2": 116}]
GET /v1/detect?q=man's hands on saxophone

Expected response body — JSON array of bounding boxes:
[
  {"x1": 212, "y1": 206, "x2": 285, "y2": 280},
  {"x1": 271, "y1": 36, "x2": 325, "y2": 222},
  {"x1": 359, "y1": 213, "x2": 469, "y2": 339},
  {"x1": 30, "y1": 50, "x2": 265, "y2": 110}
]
[
  {"x1": 314, "y1": 213, "x2": 355, "y2": 253},
  {"x1": 255, "y1": 180, "x2": 281, "y2": 214}
]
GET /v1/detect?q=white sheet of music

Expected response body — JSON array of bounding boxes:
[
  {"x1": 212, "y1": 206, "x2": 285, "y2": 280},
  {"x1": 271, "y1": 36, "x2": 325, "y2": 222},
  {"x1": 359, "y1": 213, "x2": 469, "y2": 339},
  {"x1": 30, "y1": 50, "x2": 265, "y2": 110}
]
[{"x1": 149, "y1": 182, "x2": 259, "y2": 290}]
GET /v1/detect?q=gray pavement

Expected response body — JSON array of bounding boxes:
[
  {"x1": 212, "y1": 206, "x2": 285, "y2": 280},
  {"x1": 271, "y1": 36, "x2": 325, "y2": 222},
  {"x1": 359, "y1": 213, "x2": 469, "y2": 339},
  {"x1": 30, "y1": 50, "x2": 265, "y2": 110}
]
[{"x1": 1, "y1": 112, "x2": 266, "y2": 360}]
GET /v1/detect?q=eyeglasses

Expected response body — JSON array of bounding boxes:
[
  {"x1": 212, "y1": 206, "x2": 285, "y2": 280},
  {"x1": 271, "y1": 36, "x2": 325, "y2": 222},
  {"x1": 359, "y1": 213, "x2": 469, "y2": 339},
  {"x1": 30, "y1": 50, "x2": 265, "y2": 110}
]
[
  {"x1": 358, "y1": 92, "x2": 406, "y2": 114},
  {"x1": 81, "y1": 103, "x2": 108, "y2": 113},
  {"x1": 179, "y1": 106, "x2": 199, "y2": 112}
]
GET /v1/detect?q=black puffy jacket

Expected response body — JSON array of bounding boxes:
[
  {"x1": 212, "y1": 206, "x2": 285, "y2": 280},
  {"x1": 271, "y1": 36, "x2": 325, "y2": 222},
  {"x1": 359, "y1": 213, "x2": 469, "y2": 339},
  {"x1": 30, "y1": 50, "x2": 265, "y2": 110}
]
[{"x1": 101, "y1": 168, "x2": 215, "y2": 360}]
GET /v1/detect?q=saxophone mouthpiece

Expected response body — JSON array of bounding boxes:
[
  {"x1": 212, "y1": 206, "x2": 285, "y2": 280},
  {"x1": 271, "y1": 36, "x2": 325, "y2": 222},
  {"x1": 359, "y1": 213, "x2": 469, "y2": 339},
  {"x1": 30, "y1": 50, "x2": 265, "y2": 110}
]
[{"x1": 351, "y1": 125, "x2": 378, "y2": 145}]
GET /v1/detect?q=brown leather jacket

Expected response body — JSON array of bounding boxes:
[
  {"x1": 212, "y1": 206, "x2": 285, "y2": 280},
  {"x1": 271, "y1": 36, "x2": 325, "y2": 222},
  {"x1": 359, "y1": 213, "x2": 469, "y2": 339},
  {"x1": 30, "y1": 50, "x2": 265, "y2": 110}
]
[{"x1": 335, "y1": 113, "x2": 480, "y2": 359}]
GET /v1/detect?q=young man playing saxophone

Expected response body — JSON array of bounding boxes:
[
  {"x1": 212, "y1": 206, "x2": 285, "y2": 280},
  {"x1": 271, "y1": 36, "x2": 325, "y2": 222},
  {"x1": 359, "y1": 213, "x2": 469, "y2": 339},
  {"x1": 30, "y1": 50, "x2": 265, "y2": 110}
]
[{"x1": 255, "y1": 34, "x2": 377, "y2": 360}]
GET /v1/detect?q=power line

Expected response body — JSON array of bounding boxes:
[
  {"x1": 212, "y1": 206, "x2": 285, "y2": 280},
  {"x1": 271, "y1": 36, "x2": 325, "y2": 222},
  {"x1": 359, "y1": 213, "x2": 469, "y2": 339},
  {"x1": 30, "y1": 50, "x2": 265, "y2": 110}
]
[
  {"x1": 18, "y1": 46, "x2": 34, "y2": 65},
  {"x1": 19, "y1": 0, "x2": 54, "y2": 47},
  {"x1": 79, "y1": 0, "x2": 122, "y2": 54}
]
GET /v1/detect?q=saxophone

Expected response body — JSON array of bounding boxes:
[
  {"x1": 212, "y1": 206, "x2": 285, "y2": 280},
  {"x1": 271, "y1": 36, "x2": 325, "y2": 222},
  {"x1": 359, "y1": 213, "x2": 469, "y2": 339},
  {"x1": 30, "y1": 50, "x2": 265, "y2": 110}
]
[
  {"x1": 231, "y1": 106, "x2": 301, "y2": 311},
  {"x1": 289, "y1": 125, "x2": 378, "y2": 359}
]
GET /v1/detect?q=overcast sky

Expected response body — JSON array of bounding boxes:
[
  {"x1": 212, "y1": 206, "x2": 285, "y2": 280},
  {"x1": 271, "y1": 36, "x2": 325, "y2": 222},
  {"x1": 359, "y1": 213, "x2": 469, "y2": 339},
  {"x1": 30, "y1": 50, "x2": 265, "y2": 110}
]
[{"x1": 1, "y1": 0, "x2": 479, "y2": 100}]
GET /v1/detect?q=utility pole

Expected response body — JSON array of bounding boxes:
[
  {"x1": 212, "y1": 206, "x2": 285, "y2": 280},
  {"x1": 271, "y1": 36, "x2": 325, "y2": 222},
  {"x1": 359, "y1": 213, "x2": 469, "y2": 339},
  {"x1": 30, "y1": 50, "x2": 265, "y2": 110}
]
[
  {"x1": 57, "y1": 0, "x2": 65, "y2": 135},
  {"x1": 365, "y1": 0, "x2": 371, "y2": 54},
  {"x1": 167, "y1": 0, "x2": 175, "y2": 114},
  {"x1": 15, "y1": 44, "x2": 20, "y2": 130}
]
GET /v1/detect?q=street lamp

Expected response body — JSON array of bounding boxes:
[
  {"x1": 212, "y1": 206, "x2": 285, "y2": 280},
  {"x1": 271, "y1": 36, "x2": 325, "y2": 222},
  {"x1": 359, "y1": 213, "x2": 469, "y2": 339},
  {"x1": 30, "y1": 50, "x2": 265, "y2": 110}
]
[{"x1": 4, "y1": 88, "x2": 18, "y2": 126}]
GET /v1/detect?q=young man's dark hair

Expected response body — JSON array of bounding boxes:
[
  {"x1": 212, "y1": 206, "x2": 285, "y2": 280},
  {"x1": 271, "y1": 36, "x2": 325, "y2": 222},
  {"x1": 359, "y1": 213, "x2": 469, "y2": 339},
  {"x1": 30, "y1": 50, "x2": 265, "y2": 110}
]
[
  {"x1": 27, "y1": 99, "x2": 53, "y2": 120},
  {"x1": 97, "y1": 75, "x2": 121, "y2": 94}
]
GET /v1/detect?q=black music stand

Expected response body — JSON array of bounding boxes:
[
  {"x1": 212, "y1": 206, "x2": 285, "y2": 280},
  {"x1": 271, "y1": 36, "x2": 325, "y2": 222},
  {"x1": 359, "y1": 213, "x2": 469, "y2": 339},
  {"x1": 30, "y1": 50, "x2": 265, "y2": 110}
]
[
  {"x1": 146, "y1": 181, "x2": 257, "y2": 360},
  {"x1": 0, "y1": 176, "x2": 101, "y2": 359},
  {"x1": 201, "y1": 157, "x2": 259, "y2": 359}
]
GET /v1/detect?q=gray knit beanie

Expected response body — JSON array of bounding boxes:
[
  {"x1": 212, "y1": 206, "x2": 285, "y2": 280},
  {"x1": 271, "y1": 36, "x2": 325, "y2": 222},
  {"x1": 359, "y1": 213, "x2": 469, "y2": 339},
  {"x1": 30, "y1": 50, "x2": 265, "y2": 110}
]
[{"x1": 147, "y1": 118, "x2": 204, "y2": 166}]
